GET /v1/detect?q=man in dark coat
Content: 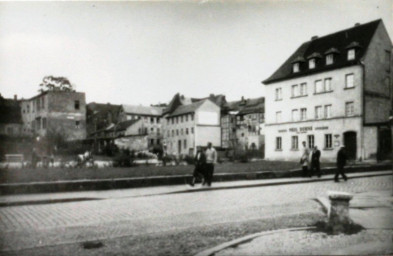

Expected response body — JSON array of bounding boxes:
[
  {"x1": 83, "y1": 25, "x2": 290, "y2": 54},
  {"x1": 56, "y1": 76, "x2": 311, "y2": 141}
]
[
  {"x1": 189, "y1": 146, "x2": 206, "y2": 187},
  {"x1": 335, "y1": 146, "x2": 348, "y2": 182},
  {"x1": 310, "y1": 146, "x2": 321, "y2": 178}
]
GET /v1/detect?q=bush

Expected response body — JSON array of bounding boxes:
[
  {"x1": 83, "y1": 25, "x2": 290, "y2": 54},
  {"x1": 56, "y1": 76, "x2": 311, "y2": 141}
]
[
  {"x1": 183, "y1": 155, "x2": 195, "y2": 165},
  {"x1": 113, "y1": 150, "x2": 134, "y2": 167}
]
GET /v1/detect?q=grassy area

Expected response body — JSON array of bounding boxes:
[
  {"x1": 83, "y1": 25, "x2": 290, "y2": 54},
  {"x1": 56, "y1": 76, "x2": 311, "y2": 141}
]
[{"x1": 0, "y1": 160, "x2": 336, "y2": 184}]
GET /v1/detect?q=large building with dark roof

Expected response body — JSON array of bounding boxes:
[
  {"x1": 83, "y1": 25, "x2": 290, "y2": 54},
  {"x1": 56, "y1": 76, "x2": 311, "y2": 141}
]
[{"x1": 263, "y1": 19, "x2": 392, "y2": 161}]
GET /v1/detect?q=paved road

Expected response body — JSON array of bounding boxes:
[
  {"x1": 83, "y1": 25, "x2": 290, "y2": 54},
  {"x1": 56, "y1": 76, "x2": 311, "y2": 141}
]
[{"x1": 0, "y1": 174, "x2": 392, "y2": 254}]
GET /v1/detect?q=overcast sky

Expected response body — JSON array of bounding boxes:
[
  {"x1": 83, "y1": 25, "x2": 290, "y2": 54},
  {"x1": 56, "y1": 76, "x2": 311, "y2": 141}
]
[{"x1": 0, "y1": 0, "x2": 392, "y2": 105}]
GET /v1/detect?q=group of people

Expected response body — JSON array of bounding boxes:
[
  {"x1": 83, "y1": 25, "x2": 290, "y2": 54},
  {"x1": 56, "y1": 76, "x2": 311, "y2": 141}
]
[
  {"x1": 189, "y1": 142, "x2": 217, "y2": 187},
  {"x1": 300, "y1": 141, "x2": 348, "y2": 182}
]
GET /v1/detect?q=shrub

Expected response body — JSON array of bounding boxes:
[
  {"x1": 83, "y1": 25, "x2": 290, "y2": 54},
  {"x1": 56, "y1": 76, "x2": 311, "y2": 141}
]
[
  {"x1": 113, "y1": 150, "x2": 134, "y2": 167},
  {"x1": 184, "y1": 155, "x2": 195, "y2": 165}
]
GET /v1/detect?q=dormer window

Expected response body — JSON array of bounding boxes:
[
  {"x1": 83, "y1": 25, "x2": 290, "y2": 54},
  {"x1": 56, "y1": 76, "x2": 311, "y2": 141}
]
[
  {"x1": 293, "y1": 63, "x2": 300, "y2": 73},
  {"x1": 309, "y1": 59, "x2": 316, "y2": 69},
  {"x1": 347, "y1": 49, "x2": 355, "y2": 60},
  {"x1": 324, "y1": 48, "x2": 340, "y2": 66},
  {"x1": 306, "y1": 52, "x2": 321, "y2": 70},
  {"x1": 291, "y1": 56, "x2": 305, "y2": 73},
  {"x1": 346, "y1": 41, "x2": 361, "y2": 61},
  {"x1": 326, "y1": 54, "x2": 334, "y2": 65}
]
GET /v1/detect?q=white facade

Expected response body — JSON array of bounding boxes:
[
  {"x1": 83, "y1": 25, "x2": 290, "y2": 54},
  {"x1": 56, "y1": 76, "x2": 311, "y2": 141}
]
[
  {"x1": 265, "y1": 66, "x2": 366, "y2": 162},
  {"x1": 164, "y1": 100, "x2": 221, "y2": 156}
]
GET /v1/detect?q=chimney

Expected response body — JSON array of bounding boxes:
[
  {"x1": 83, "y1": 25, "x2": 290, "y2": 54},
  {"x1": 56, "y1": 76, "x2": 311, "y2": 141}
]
[
  {"x1": 354, "y1": 23, "x2": 360, "y2": 27},
  {"x1": 311, "y1": 35, "x2": 318, "y2": 41},
  {"x1": 14, "y1": 94, "x2": 17, "y2": 100}
]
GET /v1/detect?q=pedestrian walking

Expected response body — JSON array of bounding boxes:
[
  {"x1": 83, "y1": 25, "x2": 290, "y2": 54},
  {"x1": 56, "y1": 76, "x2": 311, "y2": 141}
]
[
  {"x1": 310, "y1": 146, "x2": 321, "y2": 177},
  {"x1": 300, "y1": 141, "x2": 310, "y2": 177},
  {"x1": 335, "y1": 146, "x2": 348, "y2": 182},
  {"x1": 189, "y1": 146, "x2": 206, "y2": 187},
  {"x1": 204, "y1": 142, "x2": 217, "y2": 186}
]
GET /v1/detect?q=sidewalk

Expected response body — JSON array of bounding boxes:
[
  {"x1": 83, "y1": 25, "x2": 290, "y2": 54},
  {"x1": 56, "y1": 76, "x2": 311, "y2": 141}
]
[
  {"x1": 0, "y1": 170, "x2": 391, "y2": 207},
  {"x1": 197, "y1": 188, "x2": 393, "y2": 256}
]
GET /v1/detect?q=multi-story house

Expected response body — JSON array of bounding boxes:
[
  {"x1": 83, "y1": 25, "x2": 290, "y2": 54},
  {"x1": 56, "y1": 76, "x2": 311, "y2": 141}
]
[
  {"x1": 263, "y1": 19, "x2": 392, "y2": 161},
  {"x1": 221, "y1": 97, "x2": 265, "y2": 151},
  {"x1": 118, "y1": 104, "x2": 164, "y2": 148},
  {"x1": 163, "y1": 97, "x2": 221, "y2": 156},
  {"x1": 20, "y1": 90, "x2": 86, "y2": 141}
]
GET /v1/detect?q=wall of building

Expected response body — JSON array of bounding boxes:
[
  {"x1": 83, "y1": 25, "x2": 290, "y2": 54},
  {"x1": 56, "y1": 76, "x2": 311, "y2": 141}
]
[
  {"x1": 265, "y1": 66, "x2": 363, "y2": 125},
  {"x1": 0, "y1": 123, "x2": 22, "y2": 137},
  {"x1": 194, "y1": 100, "x2": 221, "y2": 148},
  {"x1": 195, "y1": 126, "x2": 221, "y2": 148},
  {"x1": 264, "y1": 66, "x2": 364, "y2": 161},
  {"x1": 114, "y1": 135, "x2": 148, "y2": 152},
  {"x1": 363, "y1": 126, "x2": 378, "y2": 160},
  {"x1": 163, "y1": 113, "x2": 196, "y2": 155},
  {"x1": 363, "y1": 22, "x2": 393, "y2": 124},
  {"x1": 20, "y1": 91, "x2": 86, "y2": 141},
  {"x1": 265, "y1": 117, "x2": 363, "y2": 162}
]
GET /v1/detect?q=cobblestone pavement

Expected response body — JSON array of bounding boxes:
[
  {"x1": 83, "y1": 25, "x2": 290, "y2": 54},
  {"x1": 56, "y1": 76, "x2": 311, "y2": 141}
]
[
  {"x1": 0, "y1": 175, "x2": 391, "y2": 253},
  {"x1": 215, "y1": 229, "x2": 393, "y2": 256}
]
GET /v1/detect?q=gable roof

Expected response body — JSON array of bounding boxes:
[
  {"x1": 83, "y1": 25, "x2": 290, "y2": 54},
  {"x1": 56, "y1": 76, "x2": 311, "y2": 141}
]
[
  {"x1": 167, "y1": 100, "x2": 207, "y2": 117},
  {"x1": 115, "y1": 119, "x2": 140, "y2": 132},
  {"x1": 87, "y1": 102, "x2": 121, "y2": 115},
  {"x1": 122, "y1": 104, "x2": 163, "y2": 116},
  {"x1": 224, "y1": 97, "x2": 264, "y2": 115},
  {"x1": 263, "y1": 19, "x2": 382, "y2": 84}
]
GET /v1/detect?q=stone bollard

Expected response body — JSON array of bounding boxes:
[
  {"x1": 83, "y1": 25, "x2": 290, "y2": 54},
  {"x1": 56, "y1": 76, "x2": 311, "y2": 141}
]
[{"x1": 327, "y1": 191, "x2": 353, "y2": 234}]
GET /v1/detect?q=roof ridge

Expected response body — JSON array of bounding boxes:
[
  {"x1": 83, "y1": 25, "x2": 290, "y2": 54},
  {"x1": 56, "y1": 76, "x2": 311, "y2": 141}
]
[{"x1": 304, "y1": 19, "x2": 381, "y2": 44}]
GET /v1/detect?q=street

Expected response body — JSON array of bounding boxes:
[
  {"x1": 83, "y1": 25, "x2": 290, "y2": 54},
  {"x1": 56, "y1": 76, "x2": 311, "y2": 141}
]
[{"x1": 0, "y1": 174, "x2": 392, "y2": 256}]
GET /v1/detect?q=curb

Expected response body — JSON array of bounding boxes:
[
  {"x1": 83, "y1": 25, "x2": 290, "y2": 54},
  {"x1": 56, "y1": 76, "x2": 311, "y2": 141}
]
[
  {"x1": 0, "y1": 164, "x2": 391, "y2": 195},
  {"x1": 0, "y1": 171, "x2": 390, "y2": 207},
  {"x1": 194, "y1": 227, "x2": 314, "y2": 256}
]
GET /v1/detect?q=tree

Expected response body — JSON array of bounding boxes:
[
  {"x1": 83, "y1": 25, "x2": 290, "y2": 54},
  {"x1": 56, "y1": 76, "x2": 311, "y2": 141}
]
[{"x1": 39, "y1": 76, "x2": 75, "y2": 93}]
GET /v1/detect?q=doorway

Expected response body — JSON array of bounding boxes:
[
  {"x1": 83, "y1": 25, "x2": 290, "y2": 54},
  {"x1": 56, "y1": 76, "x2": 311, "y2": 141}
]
[{"x1": 343, "y1": 131, "x2": 357, "y2": 160}]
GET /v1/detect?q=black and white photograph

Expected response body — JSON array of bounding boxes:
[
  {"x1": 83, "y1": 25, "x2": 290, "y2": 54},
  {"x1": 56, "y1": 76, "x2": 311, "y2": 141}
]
[{"x1": 0, "y1": 0, "x2": 392, "y2": 255}]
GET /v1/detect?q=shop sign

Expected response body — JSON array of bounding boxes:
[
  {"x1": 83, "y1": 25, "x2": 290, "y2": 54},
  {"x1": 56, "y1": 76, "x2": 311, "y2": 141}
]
[
  {"x1": 315, "y1": 126, "x2": 329, "y2": 130},
  {"x1": 288, "y1": 126, "x2": 313, "y2": 133}
]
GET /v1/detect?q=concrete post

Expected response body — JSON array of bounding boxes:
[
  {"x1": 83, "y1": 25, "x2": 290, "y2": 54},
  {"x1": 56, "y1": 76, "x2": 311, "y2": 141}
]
[{"x1": 328, "y1": 191, "x2": 353, "y2": 234}]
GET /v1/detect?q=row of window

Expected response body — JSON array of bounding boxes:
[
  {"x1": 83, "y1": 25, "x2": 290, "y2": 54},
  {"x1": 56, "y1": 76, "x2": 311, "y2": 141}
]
[
  {"x1": 167, "y1": 127, "x2": 195, "y2": 137},
  {"x1": 137, "y1": 127, "x2": 161, "y2": 135},
  {"x1": 128, "y1": 115, "x2": 161, "y2": 124},
  {"x1": 23, "y1": 99, "x2": 81, "y2": 113},
  {"x1": 149, "y1": 139, "x2": 161, "y2": 146},
  {"x1": 292, "y1": 48, "x2": 357, "y2": 74},
  {"x1": 275, "y1": 74, "x2": 354, "y2": 101},
  {"x1": 31, "y1": 118, "x2": 81, "y2": 130},
  {"x1": 275, "y1": 102, "x2": 354, "y2": 123},
  {"x1": 167, "y1": 139, "x2": 189, "y2": 151},
  {"x1": 167, "y1": 114, "x2": 194, "y2": 125},
  {"x1": 276, "y1": 134, "x2": 332, "y2": 150}
]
